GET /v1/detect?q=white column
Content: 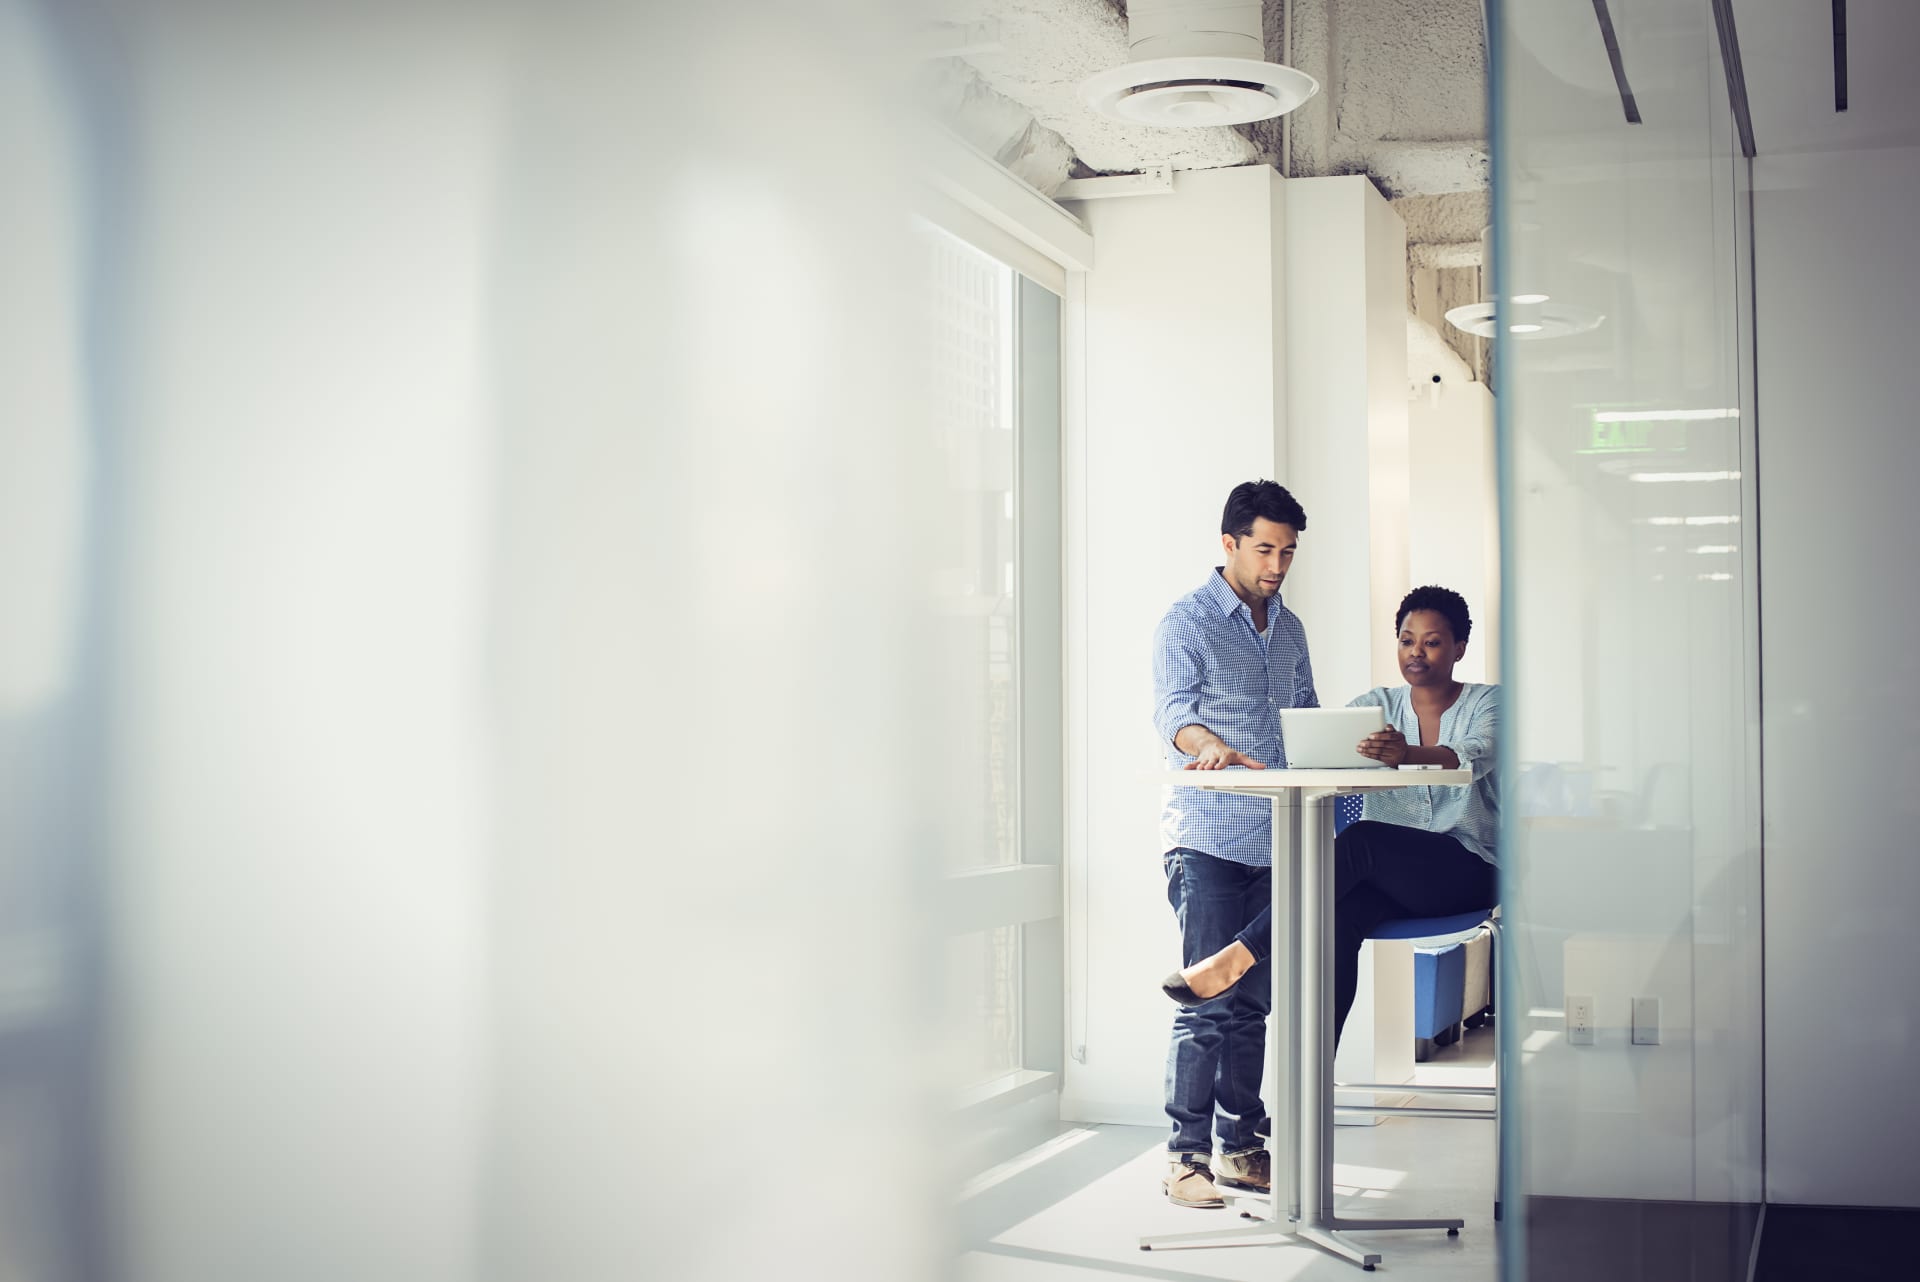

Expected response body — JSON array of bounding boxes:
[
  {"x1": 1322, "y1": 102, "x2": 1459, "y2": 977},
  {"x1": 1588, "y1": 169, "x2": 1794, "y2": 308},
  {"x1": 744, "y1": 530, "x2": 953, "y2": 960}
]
[
  {"x1": 1286, "y1": 177, "x2": 1416, "y2": 1103},
  {"x1": 1283, "y1": 176, "x2": 1411, "y2": 700}
]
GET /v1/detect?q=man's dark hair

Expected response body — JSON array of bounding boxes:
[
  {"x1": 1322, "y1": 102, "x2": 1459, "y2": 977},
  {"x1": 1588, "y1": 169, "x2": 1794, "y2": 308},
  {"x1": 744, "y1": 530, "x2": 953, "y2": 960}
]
[
  {"x1": 1395, "y1": 585, "x2": 1472, "y2": 643},
  {"x1": 1220, "y1": 480, "x2": 1308, "y2": 541}
]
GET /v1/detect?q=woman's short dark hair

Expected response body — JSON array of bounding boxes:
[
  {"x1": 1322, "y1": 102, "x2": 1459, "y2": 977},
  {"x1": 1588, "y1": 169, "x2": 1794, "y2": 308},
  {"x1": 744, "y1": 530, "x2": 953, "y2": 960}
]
[
  {"x1": 1395, "y1": 585, "x2": 1472, "y2": 643},
  {"x1": 1220, "y1": 480, "x2": 1308, "y2": 541}
]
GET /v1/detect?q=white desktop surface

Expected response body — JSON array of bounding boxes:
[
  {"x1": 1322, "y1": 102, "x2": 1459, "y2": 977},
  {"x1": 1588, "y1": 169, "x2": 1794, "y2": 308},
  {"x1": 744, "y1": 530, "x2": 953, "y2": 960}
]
[{"x1": 1167, "y1": 767, "x2": 1471, "y2": 791}]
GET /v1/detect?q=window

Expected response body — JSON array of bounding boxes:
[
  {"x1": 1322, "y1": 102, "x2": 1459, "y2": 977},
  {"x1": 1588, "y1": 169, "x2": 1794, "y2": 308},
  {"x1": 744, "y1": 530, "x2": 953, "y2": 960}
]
[
  {"x1": 923, "y1": 226, "x2": 1020, "y2": 871},
  {"x1": 918, "y1": 220, "x2": 1064, "y2": 1118}
]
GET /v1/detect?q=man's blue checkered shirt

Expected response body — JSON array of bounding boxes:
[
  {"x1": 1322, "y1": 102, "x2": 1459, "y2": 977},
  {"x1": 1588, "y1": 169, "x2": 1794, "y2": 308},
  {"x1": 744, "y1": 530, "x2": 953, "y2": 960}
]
[{"x1": 1154, "y1": 569, "x2": 1319, "y2": 866}]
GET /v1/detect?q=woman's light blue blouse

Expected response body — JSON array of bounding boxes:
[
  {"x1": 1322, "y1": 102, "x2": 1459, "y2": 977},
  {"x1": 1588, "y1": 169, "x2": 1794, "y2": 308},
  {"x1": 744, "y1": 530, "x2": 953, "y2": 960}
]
[{"x1": 1348, "y1": 683, "x2": 1500, "y2": 866}]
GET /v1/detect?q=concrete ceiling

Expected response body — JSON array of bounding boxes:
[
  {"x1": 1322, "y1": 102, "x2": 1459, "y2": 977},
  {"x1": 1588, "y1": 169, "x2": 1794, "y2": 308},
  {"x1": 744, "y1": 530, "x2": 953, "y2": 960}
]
[
  {"x1": 919, "y1": 0, "x2": 1262, "y2": 184},
  {"x1": 920, "y1": 1, "x2": 1493, "y2": 377},
  {"x1": 922, "y1": 0, "x2": 1491, "y2": 244},
  {"x1": 1280, "y1": 0, "x2": 1487, "y2": 199}
]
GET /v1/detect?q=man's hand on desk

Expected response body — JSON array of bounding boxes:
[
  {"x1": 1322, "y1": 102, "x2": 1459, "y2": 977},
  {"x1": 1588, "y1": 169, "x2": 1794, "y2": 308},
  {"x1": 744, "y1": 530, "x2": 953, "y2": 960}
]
[
  {"x1": 1173, "y1": 724, "x2": 1266, "y2": 770},
  {"x1": 1183, "y1": 740, "x2": 1267, "y2": 771}
]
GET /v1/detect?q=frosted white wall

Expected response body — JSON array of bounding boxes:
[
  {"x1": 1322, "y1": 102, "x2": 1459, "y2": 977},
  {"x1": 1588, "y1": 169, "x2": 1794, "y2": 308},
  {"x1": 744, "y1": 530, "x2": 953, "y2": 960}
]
[
  {"x1": 0, "y1": 5, "x2": 93, "y2": 1275},
  {"x1": 1063, "y1": 166, "x2": 1287, "y2": 1124},
  {"x1": 0, "y1": 0, "x2": 83, "y2": 717},
  {"x1": 17, "y1": 3, "x2": 955, "y2": 1279},
  {"x1": 102, "y1": 12, "x2": 502, "y2": 1275},
  {"x1": 1757, "y1": 145, "x2": 1920, "y2": 1209}
]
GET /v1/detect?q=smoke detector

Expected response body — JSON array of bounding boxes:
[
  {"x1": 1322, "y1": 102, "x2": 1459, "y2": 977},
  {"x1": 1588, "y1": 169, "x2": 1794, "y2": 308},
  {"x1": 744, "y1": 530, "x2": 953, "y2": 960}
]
[{"x1": 1080, "y1": 0, "x2": 1318, "y2": 128}]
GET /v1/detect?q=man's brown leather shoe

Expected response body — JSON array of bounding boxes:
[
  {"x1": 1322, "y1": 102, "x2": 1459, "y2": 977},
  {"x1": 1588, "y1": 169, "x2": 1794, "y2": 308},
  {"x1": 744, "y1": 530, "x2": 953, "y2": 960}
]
[
  {"x1": 1162, "y1": 1155, "x2": 1226, "y2": 1208},
  {"x1": 1215, "y1": 1147, "x2": 1271, "y2": 1193}
]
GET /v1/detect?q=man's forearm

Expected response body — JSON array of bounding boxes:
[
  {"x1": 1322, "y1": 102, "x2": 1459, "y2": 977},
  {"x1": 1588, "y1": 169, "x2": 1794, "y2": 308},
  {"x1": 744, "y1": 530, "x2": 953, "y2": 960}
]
[{"x1": 1174, "y1": 724, "x2": 1225, "y2": 756}]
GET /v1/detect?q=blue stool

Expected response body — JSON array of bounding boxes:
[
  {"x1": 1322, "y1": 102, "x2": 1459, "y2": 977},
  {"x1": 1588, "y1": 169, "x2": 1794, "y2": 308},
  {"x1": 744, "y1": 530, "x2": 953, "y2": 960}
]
[
  {"x1": 1330, "y1": 793, "x2": 1503, "y2": 1222},
  {"x1": 1411, "y1": 937, "x2": 1469, "y2": 1047}
]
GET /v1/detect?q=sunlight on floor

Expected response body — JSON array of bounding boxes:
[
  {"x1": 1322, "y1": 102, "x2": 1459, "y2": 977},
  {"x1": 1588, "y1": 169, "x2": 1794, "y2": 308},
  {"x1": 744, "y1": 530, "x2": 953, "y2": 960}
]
[
  {"x1": 1332, "y1": 1162, "x2": 1409, "y2": 1194},
  {"x1": 963, "y1": 1129, "x2": 1103, "y2": 1200},
  {"x1": 958, "y1": 1026, "x2": 1500, "y2": 1281}
]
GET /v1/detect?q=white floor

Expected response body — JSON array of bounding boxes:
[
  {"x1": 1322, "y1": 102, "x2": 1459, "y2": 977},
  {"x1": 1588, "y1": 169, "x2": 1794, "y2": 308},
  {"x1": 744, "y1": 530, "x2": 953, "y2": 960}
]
[{"x1": 958, "y1": 1026, "x2": 1500, "y2": 1282}]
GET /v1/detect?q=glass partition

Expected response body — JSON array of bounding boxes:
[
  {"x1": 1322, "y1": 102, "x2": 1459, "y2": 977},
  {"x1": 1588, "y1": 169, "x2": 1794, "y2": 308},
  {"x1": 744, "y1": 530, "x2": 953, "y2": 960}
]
[{"x1": 1492, "y1": 2, "x2": 1764, "y2": 1277}]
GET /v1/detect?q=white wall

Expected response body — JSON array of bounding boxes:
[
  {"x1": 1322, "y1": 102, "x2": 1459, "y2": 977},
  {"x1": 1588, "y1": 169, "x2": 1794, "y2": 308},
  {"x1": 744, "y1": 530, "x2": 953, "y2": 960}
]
[
  {"x1": 1288, "y1": 177, "x2": 1418, "y2": 1101},
  {"x1": 1362, "y1": 190, "x2": 1413, "y2": 689},
  {"x1": 1408, "y1": 381, "x2": 1497, "y2": 682},
  {"x1": 1062, "y1": 166, "x2": 1288, "y2": 1124},
  {"x1": 1756, "y1": 145, "x2": 1920, "y2": 1209},
  {"x1": 1061, "y1": 169, "x2": 1421, "y2": 1126}
]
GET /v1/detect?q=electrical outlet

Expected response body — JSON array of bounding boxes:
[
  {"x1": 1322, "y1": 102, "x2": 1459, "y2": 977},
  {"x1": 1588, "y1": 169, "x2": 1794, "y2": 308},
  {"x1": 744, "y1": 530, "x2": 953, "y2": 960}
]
[
  {"x1": 1566, "y1": 994, "x2": 1595, "y2": 1046},
  {"x1": 1632, "y1": 996, "x2": 1661, "y2": 1045}
]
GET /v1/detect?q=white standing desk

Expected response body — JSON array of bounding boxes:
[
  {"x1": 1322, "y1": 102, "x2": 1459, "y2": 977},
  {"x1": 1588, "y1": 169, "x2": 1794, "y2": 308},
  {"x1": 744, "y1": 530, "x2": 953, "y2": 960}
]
[{"x1": 1140, "y1": 767, "x2": 1473, "y2": 1271}]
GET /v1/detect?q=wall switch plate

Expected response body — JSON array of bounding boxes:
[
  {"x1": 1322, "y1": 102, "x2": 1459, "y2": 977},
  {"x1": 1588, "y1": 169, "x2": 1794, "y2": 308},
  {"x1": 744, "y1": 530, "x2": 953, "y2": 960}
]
[
  {"x1": 1632, "y1": 996, "x2": 1661, "y2": 1045},
  {"x1": 1567, "y1": 994, "x2": 1595, "y2": 1046}
]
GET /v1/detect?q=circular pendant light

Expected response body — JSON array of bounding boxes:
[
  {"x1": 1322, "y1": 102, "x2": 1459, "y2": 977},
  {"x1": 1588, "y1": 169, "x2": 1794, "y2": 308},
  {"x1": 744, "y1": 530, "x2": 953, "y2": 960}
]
[{"x1": 1445, "y1": 297, "x2": 1606, "y2": 341}]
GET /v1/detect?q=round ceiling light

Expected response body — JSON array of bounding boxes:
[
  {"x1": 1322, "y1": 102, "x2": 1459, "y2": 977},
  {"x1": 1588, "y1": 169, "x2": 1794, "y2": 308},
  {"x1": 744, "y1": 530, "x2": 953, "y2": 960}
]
[
  {"x1": 1081, "y1": 56, "x2": 1320, "y2": 127},
  {"x1": 1444, "y1": 299, "x2": 1605, "y2": 341}
]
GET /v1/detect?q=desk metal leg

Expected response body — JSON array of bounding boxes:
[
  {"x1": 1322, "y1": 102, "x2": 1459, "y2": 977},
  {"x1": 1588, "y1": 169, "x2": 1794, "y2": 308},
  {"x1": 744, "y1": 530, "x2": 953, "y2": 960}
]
[
  {"x1": 1137, "y1": 1221, "x2": 1294, "y2": 1252},
  {"x1": 1295, "y1": 791, "x2": 1385, "y2": 1269},
  {"x1": 1284, "y1": 797, "x2": 1302, "y2": 1222}
]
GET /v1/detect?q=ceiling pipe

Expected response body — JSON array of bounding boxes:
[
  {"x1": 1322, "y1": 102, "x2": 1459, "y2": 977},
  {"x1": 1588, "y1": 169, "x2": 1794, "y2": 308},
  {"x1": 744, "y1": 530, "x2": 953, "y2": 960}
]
[{"x1": 1126, "y1": 0, "x2": 1264, "y2": 59}]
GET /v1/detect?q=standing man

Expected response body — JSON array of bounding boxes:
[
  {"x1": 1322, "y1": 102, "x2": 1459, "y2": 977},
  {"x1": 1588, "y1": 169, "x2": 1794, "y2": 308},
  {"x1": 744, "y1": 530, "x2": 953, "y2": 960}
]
[{"x1": 1151, "y1": 480, "x2": 1317, "y2": 1208}]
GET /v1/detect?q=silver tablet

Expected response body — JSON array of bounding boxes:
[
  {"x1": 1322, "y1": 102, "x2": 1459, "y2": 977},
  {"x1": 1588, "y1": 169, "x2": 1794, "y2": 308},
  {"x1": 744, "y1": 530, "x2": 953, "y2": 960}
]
[{"x1": 1279, "y1": 706, "x2": 1389, "y2": 769}]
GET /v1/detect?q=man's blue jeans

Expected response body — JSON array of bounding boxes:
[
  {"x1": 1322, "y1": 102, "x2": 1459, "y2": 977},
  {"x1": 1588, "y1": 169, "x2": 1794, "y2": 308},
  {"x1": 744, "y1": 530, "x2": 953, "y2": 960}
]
[{"x1": 1163, "y1": 847, "x2": 1270, "y2": 1157}]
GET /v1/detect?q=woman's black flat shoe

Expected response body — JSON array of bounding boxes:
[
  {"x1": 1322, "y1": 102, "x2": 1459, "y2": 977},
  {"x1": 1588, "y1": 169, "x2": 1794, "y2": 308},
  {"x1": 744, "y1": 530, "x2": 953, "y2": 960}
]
[
  {"x1": 1161, "y1": 973, "x2": 1205, "y2": 1007},
  {"x1": 1162, "y1": 970, "x2": 1243, "y2": 1007}
]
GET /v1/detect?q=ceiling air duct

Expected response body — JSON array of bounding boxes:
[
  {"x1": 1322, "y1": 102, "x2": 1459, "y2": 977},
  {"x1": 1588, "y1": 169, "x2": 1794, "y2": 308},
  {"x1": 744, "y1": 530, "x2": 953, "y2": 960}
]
[{"x1": 1080, "y1": 0, "x2": 1318, "y2": 128}]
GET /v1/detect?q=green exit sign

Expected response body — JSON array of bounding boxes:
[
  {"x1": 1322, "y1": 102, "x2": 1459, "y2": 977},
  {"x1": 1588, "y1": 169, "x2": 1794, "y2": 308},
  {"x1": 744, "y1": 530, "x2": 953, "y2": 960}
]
[
  {"x1": 1579, "y1": 418, "x2": 1658, "y2": 455},
  {"x1": 1575, "y1": 408, "x2": 1730, "y2": 456}
]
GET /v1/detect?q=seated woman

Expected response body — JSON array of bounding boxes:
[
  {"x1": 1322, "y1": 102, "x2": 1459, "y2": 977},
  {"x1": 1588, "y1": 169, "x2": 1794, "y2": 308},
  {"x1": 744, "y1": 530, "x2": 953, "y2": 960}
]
[{"x1": 1160, "y1": 585, "x2": 1499, "y2": 1047}]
